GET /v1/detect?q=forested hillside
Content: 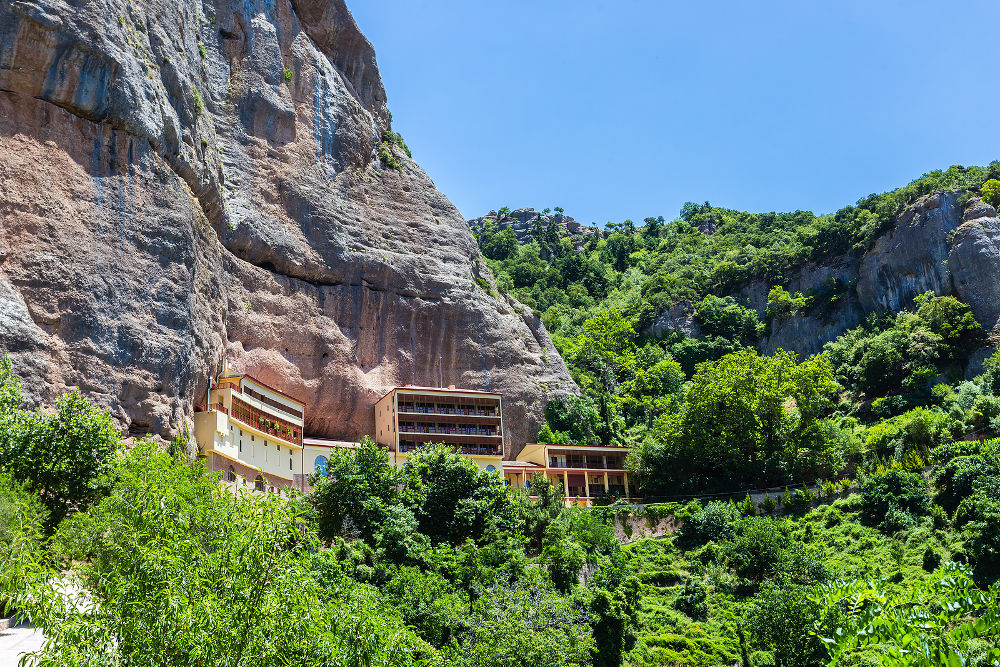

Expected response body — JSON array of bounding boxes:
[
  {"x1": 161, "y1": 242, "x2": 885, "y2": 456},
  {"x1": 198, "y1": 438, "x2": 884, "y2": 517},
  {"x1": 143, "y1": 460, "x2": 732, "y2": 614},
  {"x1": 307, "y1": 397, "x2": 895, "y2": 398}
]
[{"x1": 474, "y1": 164, "x2": 1000, "y2": 494}]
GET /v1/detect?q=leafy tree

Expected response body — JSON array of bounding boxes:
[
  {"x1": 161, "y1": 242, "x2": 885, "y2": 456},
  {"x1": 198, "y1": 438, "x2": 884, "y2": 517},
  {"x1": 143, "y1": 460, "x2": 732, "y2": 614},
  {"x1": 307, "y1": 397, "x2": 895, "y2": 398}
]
[
  {"x1": 573, "y1": 309, "x2": 638, "y2": 387},
  {"x1": 650, "y1": 349, "x2": 841, "y2": 490},
  {"x1": 543, "y1": 395, "x2": 602, "y2": 446},
  {"x1": 400, "y1": 444, "x2": 517, "y2": 545},
  {"x1": 0, "y1": 359, "x2": 120, "y2": 526},
  {"x1": 460, "y1": 571, "x2": 595, "y2": 667},
  {"x1": 13, "y1": 440, "x2": 425, "y2": 666},
  {"x1": 0, "y1": 471, "x2": 48, "y2": 616},
  {"x1": 518, "y1": 472, "x2": 568, "y2": 553},
  {"x1": 541, "y1": 519, "x2": 586, "y2": 592},
  {"x1": 309, "y1": 435, "x2": 401, "y2": 543},
  {"x1": 981, "y1": 178, "x2": 1000, "y2": 207},
  {"x1": 745, "y1": 582, "x2": 826, "y2": 667},
  {"x1": 858, "y1": 469, "x2": 930, "y2": 531},
  {"x1": 588, "y1": 561, "x2": 639, "y2": 667},
  {"x1": 678, "y1": 500, "x2": 739, "y2": 546},
  {"x1": 726, "y1": 517, "x2": 788, "y2": 582},
  {"x1": 479, "y1": 223, "x2": 520, "y2": 261},
  {"x1": 694, "y1": 294, "x2": 763, "y2": 345}
]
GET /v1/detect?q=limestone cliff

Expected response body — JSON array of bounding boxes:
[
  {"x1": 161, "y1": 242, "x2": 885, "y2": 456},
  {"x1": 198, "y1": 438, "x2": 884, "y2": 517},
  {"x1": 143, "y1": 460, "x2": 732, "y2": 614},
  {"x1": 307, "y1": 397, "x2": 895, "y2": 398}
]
[
  {"x1": 0, "y1": 0, "x2": 576, "y2": 450},
  {"x1": 646, "y1": 192, "x2": 1000, "y2": 362}
]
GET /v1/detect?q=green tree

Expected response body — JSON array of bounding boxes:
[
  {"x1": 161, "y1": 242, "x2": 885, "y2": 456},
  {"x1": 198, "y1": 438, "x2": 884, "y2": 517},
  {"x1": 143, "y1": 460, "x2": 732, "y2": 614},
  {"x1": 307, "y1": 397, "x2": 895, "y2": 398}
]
[
  {"x1": 12, "y1": 440, "x2": 425, "y2": 666},
  {"x1": 518, "y1": 472, "x2": 568, "y2": 553},
  {"x1": 666, "y1": 349, "x2": 841, "y2": 488},
  {"x1": 400, "y1": 444, "x2": 517, "y2": 545},
  {"x1": 541, "y1": 520, "x2": 585, "y2": 592},
  {"x1": 858, "y1": 468, "x2": 930, "y2": 531},
  {"x1": 981, "y1": 178, "x2": 1000, "y2": 207},
  {"x1": 0, "y1": 362, "x2": 121, "y2": 526},
  {"x1": 309, "y1": 435, "x2": 402, "y2": 543},
  {"x1": 479, "y1": 223, "x2": 520, "y2": 261}
]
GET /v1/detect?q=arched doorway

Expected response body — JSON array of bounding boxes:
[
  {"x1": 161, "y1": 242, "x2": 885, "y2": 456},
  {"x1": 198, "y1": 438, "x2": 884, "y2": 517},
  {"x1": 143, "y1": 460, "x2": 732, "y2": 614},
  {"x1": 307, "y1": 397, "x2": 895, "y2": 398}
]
[
  {"x1": 254, "y1": 475, "x2": 264, "y2": 492},
  {"x1": 226, "y1": 466, "x2": 236, "y2": 483}
]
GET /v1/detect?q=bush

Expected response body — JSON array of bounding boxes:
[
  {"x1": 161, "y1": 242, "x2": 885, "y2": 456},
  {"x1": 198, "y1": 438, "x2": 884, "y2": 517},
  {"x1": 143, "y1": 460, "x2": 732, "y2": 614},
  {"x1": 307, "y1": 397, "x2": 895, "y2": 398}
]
[
  {"x1": 673, "y1": 578, "x2": 707, "y2": 620},
  {"x1": 0, "y1": 357, "x2": 121, "y2": 527},
  {"x1": 726, "y1": 517, "x2": 787, "y2": 582},
  {"x1": 0, "y1": 472, "x2": 49, "y2": 617},
  {"x1": 858, "y1": 470, "x2": 930, "y2": 531},
  {"x1": 981, "y1": 178, "x2": 1000, "y2": 208},
  {"x1": 678, "y1": 501, "x2": 739, "y2": 546}
]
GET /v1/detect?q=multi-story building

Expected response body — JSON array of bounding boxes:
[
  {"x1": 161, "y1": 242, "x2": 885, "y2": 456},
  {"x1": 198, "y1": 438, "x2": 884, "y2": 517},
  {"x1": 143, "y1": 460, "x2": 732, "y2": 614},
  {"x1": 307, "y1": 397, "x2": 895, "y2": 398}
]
[
  {"x1": 502, "y1": 442, "x2": 635, "y2": 506},
  {"x1": 193, "y1": 373, "x2": 307, "y2": 492},
  {"x1": 374, "y1": 386, "x2": 504, "y2": 471}
]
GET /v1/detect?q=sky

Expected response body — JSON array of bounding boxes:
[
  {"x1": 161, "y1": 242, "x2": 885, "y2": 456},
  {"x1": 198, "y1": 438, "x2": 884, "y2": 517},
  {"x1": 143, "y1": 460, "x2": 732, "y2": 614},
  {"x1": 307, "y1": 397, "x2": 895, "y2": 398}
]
[{"x1": 350, "y1": 1, "x2": 1000, "y2": 227}]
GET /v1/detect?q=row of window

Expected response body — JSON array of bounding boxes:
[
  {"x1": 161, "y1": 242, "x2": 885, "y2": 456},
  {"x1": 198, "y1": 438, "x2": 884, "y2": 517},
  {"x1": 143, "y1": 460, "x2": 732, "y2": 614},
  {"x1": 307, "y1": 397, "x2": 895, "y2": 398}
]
[{"x1": 230, "y1": 426, "x2": 294, "y2": 470}]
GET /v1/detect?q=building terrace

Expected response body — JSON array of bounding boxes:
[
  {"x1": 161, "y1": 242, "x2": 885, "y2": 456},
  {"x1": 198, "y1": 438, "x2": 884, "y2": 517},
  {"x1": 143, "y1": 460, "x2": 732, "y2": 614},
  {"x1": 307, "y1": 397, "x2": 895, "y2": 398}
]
[{"x1": 503, "y1": 442, "x2": 636, "y2": 506}]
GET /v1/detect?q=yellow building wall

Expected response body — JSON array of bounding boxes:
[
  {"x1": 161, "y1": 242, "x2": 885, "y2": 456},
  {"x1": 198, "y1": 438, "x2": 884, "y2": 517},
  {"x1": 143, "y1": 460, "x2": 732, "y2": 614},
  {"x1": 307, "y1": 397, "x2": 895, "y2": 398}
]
[{"x1": 374, "y1": 391, "x2": 396, "y2": 448}]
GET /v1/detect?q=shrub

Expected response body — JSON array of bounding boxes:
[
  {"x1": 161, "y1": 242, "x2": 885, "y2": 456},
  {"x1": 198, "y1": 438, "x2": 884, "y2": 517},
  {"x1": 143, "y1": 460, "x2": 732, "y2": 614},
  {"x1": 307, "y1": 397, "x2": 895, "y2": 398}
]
[
  {"x1": 981, "y1": 178, "x2": 1000, "y2": 208},
  {"x1": 858, "y1": 469, "x2": 930, "y2": 531},
  {"x1": 678, "y1": 501, "x2": 739, "y2": 546},
  {"x1": 726, "y1": 517, "x2": 787, "y2": 582},
  {"x1": 922, "y1": 545, "x2": 942, "y2": 572},
  {"x1": 673, "y1": 578, "x2": 707, "y2": 620},
  {"x1": 0, "y1": 360, "x2": 121, "y2": 527},
  {"x1": 760, "y1": 494, "x2": 777, "y2": 514}
]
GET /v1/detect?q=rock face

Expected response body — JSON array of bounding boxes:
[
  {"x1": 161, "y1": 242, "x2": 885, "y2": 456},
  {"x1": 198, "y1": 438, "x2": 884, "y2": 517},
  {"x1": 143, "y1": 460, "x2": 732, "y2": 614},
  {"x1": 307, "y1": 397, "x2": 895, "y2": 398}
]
[
  {"x1": 648, "y1": 192, "x2": 1000, "y2": 360},
  {"x1": 856, "y1": 192, "x2": 962, "y2": 313},
  {"x1": 0, "y1": 0, "x2": 576, "y2": 451},
  {"x1": 468, "y1": 208, "x2": 598, "y2": 252}
]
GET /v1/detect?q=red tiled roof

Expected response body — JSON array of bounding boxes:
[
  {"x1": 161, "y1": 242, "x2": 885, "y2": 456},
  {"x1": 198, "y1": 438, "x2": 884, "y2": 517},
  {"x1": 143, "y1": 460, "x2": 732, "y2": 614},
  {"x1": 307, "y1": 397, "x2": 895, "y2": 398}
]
[
  {"x1": 377, "y1": 386, "x2": 503, "y2": 401},
  {"x1": 219, "y1": 374, "x2": 306, "y2": 406}
]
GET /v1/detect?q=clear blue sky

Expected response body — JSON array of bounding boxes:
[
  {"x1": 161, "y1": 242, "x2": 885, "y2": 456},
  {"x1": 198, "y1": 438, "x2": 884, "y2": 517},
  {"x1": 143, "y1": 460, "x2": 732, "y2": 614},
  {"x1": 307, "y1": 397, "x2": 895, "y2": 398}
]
[{"x1": 350, "y1": 1, "x2": 1000, "y2": 226}]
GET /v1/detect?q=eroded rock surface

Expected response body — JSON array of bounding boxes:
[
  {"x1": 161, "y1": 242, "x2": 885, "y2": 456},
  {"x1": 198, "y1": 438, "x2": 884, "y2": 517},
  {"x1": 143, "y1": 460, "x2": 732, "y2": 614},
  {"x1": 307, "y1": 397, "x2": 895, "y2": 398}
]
[{"x1": 0, "y1": 0, "x2": 575, "y2": 449}]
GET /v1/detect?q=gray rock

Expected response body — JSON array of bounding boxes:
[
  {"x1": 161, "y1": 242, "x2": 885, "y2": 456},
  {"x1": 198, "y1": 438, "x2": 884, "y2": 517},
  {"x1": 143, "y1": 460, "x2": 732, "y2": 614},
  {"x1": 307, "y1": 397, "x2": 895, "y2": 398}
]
[
  {"x1": 856, "y1": 192, "x2": 962, "y2": 313},
  {"x1": 0, "y1": 0, "x2": 576, "y2": 452}
]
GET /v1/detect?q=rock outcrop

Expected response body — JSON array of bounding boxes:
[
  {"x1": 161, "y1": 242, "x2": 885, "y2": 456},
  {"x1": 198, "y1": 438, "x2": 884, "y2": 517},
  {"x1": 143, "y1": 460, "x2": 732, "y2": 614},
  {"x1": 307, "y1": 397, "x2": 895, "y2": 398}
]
[
  {"x1": 856, "y1": 192, "x2": 962, "y2": 313},
  {"x1": 468, "y1": 207, "x2": 598, "y2": 252},
  {"x1": 647, "y1": 192, "x2": 1000, "y2": 360},
  {"x1": 0, "y1": 0, "x2": 576, "y2": 450}
]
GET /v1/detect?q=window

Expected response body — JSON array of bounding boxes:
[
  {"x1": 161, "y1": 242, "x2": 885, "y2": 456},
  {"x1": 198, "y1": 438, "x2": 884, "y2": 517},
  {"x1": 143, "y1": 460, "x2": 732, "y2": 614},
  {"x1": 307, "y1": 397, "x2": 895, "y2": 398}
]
[
  {"x1": 226, "y1": 466, "x2": 236, "y2": 483},
  {"x1": 254, "y1": 475, "x2": 264, "y2": 492},
  {"x1": 251, "y1": 435, "x2": 254, "y2": 442},
  {"x1": 277, "y1": 445, "x2": 280, "y2": 452},
  {"x1": 289, "y1": 458, "x2": 293, "y2": 470},
  {"x1": 239, "y1": 429, "x2": 243, "y2": 437},
  {"x1": 485, "y1": 465, "x2": 496, "y2": 473},
  {"x1": 314, "y1": 456, "x2": 329, "y2": 476},
  {"x1": 239, "y1": 440, "x2": 242, "y2": 452}
]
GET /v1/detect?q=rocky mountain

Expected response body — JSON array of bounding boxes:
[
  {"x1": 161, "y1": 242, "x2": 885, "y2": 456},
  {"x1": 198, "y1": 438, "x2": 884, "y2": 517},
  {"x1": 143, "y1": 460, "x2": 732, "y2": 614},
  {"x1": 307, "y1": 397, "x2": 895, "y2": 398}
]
[
  {"x1": 0, "y1": 0, "x2": 576, "y2": 449},
  {"x1": 650, "y1": 192, "x2": 1000, "y2": 367},
  {"x1": 468, "y1": 207, "x2": 598, "y2": 252}
]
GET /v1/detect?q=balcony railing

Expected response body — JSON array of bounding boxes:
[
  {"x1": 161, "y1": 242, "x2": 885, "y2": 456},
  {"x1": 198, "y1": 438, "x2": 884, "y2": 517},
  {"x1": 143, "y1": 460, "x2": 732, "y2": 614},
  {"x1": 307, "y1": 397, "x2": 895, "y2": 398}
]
[
  {"x1": 399, "y1": 405, "x2": 498, "y2": 417},
  {"x1": 195, "y1": 403, "x2": 229, "y2": 415},
  {"x1": 546, "y1": 461, "x2": 625, "y2": 470},
  {"x1": 399, "y1": 425, "x2": 499, "y2": 437},
  {"x1": 230, "y1": 396, "x2": 302, "y2": 446},
  {"x1": 216, "y1": 378, "x2": 242, "y2": 394},
  {"x1": 399, "y1": 441, "x2": 502, "y2": 456}
]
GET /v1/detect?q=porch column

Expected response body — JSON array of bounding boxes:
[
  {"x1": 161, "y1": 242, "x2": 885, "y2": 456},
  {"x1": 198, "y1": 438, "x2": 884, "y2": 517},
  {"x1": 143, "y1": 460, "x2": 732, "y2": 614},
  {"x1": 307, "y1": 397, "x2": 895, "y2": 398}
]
[
  {"x1": 623, "y1": 472, "x2": 630, "y2": 499},
  {"x1": 562, "y1": 470, "x2": 569, "y2": 495},
  {"x1": 584, "y1": 473, "x2": 591, "y2": 499},
  {"x1": 603, "y1": 472, "x2": 609, "y2": 493}
]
